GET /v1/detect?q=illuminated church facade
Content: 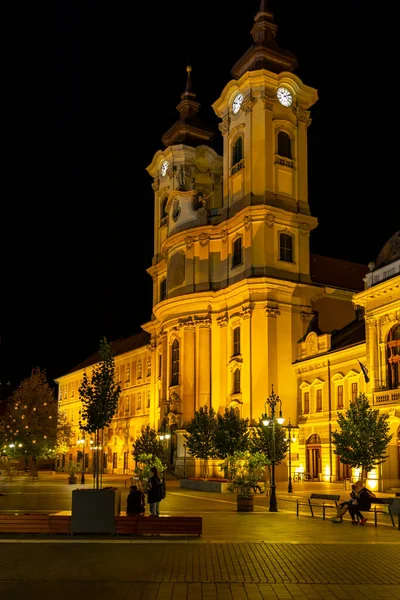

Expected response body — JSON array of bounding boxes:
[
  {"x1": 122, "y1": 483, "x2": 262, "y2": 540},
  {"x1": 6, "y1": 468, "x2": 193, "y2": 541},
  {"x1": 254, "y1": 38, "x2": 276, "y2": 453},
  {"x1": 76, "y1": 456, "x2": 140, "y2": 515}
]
[{"x1": 55, "y1": 2, "x2": 400, "y2": 491}]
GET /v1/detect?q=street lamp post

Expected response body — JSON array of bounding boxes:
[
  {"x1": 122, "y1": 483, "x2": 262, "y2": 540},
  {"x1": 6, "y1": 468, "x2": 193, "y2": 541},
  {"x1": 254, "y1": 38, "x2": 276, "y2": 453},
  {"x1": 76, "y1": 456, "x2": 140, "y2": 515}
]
[
  {"x1": 283, "y1": 418, "x2": 299, "y2": 494},
  {"x1": 183, "y1": 443, "x2": 187, "y2": 479},
  {"x1": 262, "y1": 384, "x2": 284, "y2": 512},
  {"x1": 77, "y1": 436, "x2": 86, "y2": 484}
]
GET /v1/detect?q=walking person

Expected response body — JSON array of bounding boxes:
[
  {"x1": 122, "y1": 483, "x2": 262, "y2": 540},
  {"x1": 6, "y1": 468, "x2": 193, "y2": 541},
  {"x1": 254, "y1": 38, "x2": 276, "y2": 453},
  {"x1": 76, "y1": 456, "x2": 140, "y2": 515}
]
[
  {"x1": 126, "y1": 484, "x2": 145, "y2": 516},
  {"x1": 147, "y1": 466, "x2": 163, "y2": 517}
]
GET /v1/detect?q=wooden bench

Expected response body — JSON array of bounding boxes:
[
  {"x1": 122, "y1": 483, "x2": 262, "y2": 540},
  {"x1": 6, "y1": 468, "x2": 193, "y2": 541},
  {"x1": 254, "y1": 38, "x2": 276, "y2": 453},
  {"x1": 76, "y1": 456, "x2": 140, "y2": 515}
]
[
  {"x1": 49, "y1": 511, "x2": 72, "y2": 534},
  {"x1": 296, "y1": 493, "x2": 340, "y2": 519},
  {"x1": 115, "y1": 512, "x2": 202, "y2": 536},
  {"x1": 0, "y1": 514, "x2": 50, "y2": 533}
]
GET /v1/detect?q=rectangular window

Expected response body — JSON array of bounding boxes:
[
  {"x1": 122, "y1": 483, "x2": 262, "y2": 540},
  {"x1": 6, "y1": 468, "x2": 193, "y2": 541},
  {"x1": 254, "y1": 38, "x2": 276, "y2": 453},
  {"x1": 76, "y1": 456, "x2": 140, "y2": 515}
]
[
  {"x1": 233, "y1": 369, "x2": 241, "y2": 394},
  {"x1": 337, "y1": 385, "x2": 344, "y2": 409},
  {"x1": 171, "y1": 340, "x2": 180, "y2": 386},
  {"x1": 146, "y1": 356, "x2": 151, "y2": 378},
  {"x1": 304, "y1": 392, "x2": 309, "y2": 414},
  {"x1": 351, "y1": 382, "x2": 358, "y2": 401},
  {"x1": 279, "y1": 232, "x2": 293, "y2": 262},
  {"x1": 58, "y1": 386, "x2": 62, "y2": 401},
  {"x1": 137, "y1": 359, "x2": 142, "y2": 381},
  {"x1": 123, "y1": 451, "x2": 129, "y2": 471},
  {"x1": 71, "y1": 382, "x2": 75, "y2": 398},
  {"x1": 316, "y1": 389, "x2": 322, "y2": 412},
  {"x1": 146, "y1": 390, "x2": 150, "y2": 409},
  {"x1": 137, "y1": 393, "x2": 142, "y2": 411},
  {"x1": 158, "y1": 355, "x2": 162, "y2": 378},
  {"x1": 64, "y1": 385, "x2": 67, "y2": 399},
  {"x1": 124, "y1": 396, "x2": 130, "y2": 414},
  {"x1": 233, "y1": 326, "x2": 240, "y2": 356},
  {"x1": 232, "y1": 238, "x2": 242, "y2": 268},
  {"x1": 113, "y1": 453, "x2": 118, "y2": 469},
  {"x1": 126, "y1": 365, "x2": 131, "y2": 383}
]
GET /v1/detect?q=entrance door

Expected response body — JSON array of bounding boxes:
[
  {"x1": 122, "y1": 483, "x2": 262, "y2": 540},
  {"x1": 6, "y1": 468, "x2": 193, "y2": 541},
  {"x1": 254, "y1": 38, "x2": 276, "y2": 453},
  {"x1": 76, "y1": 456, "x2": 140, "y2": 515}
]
[{"x1": 306, "y1": 434, "x2": 322, "y2": 480}]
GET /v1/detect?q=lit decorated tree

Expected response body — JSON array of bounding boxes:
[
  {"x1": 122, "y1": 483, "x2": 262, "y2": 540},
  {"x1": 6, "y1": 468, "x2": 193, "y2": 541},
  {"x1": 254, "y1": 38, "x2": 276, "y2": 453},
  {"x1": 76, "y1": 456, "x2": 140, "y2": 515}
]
[{"x1": 2, "y1": 368, "x2": 72, "y2": 467}]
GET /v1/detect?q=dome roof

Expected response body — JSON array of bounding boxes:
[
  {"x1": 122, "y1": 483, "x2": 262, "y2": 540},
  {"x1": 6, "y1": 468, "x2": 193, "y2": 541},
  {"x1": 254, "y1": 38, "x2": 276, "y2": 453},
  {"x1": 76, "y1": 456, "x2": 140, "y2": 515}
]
[{"x1": 373, "y1": 231, "x2": 400, "y2": 269}]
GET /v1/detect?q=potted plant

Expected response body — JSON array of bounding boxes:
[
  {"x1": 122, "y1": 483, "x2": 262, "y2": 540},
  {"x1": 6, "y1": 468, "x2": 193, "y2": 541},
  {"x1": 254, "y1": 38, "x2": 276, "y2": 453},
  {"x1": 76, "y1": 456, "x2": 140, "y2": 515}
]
[
  {"x1": 64, "y1": 460, "x2": 81, "y2": 484},
  {"x1": 71, "y1": 337, "x2": 122, "y2": 534},
  {"x1": 226, "y1": 450, "x2": 269, "y2": 512}
]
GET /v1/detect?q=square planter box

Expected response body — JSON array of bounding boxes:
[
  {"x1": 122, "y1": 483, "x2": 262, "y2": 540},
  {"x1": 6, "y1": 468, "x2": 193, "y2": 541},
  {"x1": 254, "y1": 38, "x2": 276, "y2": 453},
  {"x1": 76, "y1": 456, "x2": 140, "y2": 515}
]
[{"x1": 71, "y1": 489, "x2": 121, "y2": 534}]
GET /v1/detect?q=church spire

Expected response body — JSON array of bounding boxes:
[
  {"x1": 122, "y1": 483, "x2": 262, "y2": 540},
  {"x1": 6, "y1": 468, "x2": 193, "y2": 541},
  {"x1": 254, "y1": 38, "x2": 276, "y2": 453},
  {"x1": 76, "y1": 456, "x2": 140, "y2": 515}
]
[
  {"x1": 231, "y1": 0, "x2": 298, "y2": 79},
  {"x1": 161, "y1": 66, "x2": 216, "y2": 148}
]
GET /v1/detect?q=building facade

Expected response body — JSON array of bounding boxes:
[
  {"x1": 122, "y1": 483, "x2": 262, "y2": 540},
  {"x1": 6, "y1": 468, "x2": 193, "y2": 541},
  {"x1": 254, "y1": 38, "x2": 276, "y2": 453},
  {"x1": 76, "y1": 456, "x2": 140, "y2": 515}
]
[{"x1": 55, "y1": 2, "x2": 400, "y2": 490}]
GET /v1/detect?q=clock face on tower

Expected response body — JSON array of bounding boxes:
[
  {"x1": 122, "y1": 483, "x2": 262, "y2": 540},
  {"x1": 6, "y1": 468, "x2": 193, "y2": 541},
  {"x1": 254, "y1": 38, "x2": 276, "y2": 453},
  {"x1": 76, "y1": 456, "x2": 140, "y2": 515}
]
[
  {"x1": 232, "y1": 93, "x2": 244, "y2": 115},
  {"x1": 161, "y1": 160, "x2": 169, "y2": 177},
  {"x1": 276, "y1": 87, "x2": 293, "y2": 107}
]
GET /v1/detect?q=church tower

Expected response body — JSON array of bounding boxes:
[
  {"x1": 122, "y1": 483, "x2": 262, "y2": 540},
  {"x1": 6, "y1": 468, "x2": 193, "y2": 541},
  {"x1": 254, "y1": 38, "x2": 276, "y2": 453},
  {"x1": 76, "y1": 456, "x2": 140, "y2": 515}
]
[
  {"x1": 143, "y1": 1, "x2": 350, "y2": 451},
  {"x1": 212, "y1": 0, "x2": 318, "y2": 283}
]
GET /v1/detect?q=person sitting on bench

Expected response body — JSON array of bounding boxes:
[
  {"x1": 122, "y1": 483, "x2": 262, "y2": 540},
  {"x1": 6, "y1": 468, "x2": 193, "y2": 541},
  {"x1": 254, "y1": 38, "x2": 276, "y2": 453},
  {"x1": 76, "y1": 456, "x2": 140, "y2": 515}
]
[{"x1": 126, "y1": 485, "x2": 145, "y2": 516}]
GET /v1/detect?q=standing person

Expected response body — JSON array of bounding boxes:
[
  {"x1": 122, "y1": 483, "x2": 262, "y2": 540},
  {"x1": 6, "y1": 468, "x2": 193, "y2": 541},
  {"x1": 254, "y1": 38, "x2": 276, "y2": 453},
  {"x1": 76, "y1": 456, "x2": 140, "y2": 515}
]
[
  {"x1": 147, "y1": 466, "x2": 163, "y2": 517},
  {"x1": 348, "y1": 480, "x2": 376, "y2": 525},
  {"x1": 126, "y1": 484, "x2": 145, "y2": 516}
]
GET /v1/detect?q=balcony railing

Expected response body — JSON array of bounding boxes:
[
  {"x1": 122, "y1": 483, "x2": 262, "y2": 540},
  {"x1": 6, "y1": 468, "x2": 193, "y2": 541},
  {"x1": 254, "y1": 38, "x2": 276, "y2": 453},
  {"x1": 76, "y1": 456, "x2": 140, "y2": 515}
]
[{"x1": 373, "y1": 389, "x2": 400, "y2": 406}]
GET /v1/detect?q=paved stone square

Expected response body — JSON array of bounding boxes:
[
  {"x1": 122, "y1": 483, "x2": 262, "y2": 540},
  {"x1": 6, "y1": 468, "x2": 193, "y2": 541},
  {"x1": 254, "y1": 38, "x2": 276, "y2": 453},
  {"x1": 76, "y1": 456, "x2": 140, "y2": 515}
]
[{"x1": 0, "y1": 473, "x2": 399, "y2": 598}]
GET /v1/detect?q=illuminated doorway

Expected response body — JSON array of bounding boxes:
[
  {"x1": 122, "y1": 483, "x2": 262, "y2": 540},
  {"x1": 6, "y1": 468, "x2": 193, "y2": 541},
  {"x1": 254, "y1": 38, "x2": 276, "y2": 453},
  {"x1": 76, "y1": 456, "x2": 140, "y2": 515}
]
[{"x1": 306, "y1": 434, "x2": 322, "y2": 480}]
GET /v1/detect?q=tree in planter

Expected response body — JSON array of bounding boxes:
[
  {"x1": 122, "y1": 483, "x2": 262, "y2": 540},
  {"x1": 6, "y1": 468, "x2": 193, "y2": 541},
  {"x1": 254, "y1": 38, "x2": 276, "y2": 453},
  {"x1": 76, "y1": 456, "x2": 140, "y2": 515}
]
[
  {"x1": 227, "y1": 450, "x2": 270, "y2": 499},
  {"x1": 2, "y1": 368, "x2": 73, "y2": 469},
  {"x1": 79, "y1": 337, "x2": 121, "y2": 489},
  {"x1": 213, "y1": 407, "x2": 250, "y2": 478},
  {"x1": 184, "y1": 406, "x2": 217, "y2": 478},
  {"x1": 332, "y1": 393, "x2": 393, "y2": 482},
  {"x1": 250, "y1": 419, "x2": 288, "y2": 490}
]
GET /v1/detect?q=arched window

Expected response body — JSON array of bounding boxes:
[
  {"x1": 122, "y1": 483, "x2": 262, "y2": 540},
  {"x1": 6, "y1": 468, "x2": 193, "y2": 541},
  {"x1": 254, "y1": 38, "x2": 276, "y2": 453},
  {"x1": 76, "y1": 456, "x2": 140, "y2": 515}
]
[
  {"x1": 171, "y1": 339, "x2": 180, "y2": 386},
  {"x1": 231, "y1": 136, "x2": 244, "y2": 174},
  {"x1": 232, "y1": 237, "x2": 242, "y2": 268},
  {"x1": 279, "y1": 232, "x2": 293, "y2": 262},
  {"x1": 387, "y1": 324, "x2": 400, "y2": 389},
  {"x1": 233, "y1": 369, "x2": 241, "y2": 394},
  {"x1": 278, "y1": 131, "x2": 291, "y2": 158}
]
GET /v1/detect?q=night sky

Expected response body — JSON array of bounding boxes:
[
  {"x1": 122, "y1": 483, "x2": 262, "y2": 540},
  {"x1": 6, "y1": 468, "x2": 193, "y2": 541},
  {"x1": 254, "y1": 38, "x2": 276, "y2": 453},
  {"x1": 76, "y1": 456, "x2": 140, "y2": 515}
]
[{"x1": 1, "y1": 2, "x2": 394, "y2": 388}]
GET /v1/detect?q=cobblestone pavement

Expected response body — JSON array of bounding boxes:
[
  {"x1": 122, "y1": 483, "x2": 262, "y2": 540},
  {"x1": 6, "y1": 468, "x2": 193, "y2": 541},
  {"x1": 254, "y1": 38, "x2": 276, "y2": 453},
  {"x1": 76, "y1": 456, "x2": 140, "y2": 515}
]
[
  {"x1": 1, "y1": 474, "x2": 399, "y2": 598},
  {"x1": 1, "y1": 541, "x2": 400, "y2": 599}
]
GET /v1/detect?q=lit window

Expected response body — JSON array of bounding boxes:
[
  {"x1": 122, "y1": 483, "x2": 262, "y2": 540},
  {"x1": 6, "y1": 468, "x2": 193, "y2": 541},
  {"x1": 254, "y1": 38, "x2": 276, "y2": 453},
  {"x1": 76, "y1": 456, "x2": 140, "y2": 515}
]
[{"x1": 233, "y1": 369, "x2": 241, "y2": 394}]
